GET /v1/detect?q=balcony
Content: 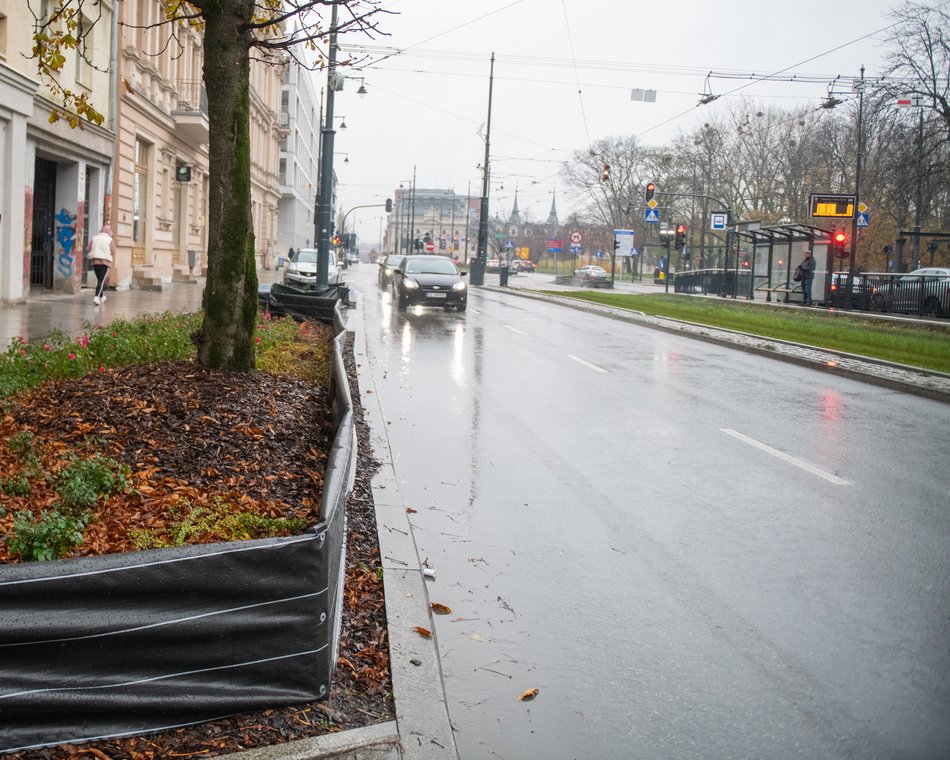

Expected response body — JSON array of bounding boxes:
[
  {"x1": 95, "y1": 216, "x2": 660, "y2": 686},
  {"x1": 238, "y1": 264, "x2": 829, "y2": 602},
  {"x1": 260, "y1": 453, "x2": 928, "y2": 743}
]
[{"x1": 172, "y1": 80, "x2": 209, "y2": 147}]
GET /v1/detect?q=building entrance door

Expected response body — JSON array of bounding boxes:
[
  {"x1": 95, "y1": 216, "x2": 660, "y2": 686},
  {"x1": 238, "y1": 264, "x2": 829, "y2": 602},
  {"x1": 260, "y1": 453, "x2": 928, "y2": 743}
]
[{"x1": 31, "y1": 157, "x2": 57, "y2": 289}]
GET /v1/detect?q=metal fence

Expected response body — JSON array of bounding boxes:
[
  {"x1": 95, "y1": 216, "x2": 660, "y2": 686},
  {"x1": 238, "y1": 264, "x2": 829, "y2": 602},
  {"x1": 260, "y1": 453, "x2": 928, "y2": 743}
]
[
  {"x1": 826, "y1": 272, "x2": 950, "y2": 317},
  {"x1": 673, "y1": 268, "x2": 950, "y2": 319}
]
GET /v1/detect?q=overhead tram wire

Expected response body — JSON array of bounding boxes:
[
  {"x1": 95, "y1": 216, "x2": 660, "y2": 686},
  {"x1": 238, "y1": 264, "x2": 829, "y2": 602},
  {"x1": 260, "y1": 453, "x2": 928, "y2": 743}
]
[
  {"x1": 351, "y1": 0, "x2": 526, "y2": 69},
  {"x1": 635, "y1": 19, "x2": 904, "y2": 140},
  {"x1": 559, "y1": 0, "x2": 592, "y2": 152}
]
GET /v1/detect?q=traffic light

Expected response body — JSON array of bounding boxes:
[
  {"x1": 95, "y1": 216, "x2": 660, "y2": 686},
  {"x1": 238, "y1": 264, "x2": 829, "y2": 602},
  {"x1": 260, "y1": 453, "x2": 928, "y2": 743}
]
[
  {"x1": 645, "y1": 182, "x2": 656, "y2": 203},
  {"x1": 832, "y1": 230, "x2": 848, "y2": 257},
  {"x1": 332, "y1": 235, "x2": 341, "y2": 246},
  {"x1": 600, "y1": 163, "x2": 610, "y2": 182},
  {"x1": 385, "y1": 198, "x2": 393, "y2": 213},
  {"x1": 675, "y1": 224, "x2": 687, "y2": 249}
]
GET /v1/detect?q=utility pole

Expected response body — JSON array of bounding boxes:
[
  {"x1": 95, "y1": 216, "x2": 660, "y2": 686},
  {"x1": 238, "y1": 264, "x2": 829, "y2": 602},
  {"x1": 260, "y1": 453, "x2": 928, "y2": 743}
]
[
  {"x1": 847, "y1": 66, "x2": 865, "y2": 307},
  {"x1": 472, "y1": 52, "x2": 495, "y2": 286},
  {"x1": 314, "y1": 2, "x2": 339, "y2": 288}
]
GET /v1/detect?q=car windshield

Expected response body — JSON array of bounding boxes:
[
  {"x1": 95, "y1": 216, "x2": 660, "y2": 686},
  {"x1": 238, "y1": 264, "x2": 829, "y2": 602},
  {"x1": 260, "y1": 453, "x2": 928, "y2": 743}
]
[
  {"x1": 293, "y1": 250, "x2": 319, "y2": 265},
  {"x1": 384, "y1": 256, "x2": 403, "y2": 267},
  {"x1": 404, "y1": 258, "x2": 458, "y2": 275}
]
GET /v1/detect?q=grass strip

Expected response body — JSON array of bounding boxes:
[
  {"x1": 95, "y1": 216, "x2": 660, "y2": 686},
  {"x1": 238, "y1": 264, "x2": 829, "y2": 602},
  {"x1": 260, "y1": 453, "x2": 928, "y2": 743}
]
[{"x1": 542, "y1": 291, "x2": 950, "y2": 373}]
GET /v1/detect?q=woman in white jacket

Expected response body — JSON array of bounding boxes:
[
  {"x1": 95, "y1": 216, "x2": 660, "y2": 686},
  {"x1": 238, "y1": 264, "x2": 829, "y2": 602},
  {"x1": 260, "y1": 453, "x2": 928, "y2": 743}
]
[{"x1": 86, "y1": 224, "x2": 116, "y2": 305}]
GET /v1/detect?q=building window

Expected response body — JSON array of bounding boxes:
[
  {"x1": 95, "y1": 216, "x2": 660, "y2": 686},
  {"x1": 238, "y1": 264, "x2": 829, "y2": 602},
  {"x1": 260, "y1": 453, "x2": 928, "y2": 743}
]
[
  {"x1": 75, "y1": 14, "x2": 92, "y2": 88},
  {"x1": 0, "y1": 12, "x2": 8, "y2": 60},
  {"x1": 133, "y1": 138, "x2": 150, "y2": 245}
]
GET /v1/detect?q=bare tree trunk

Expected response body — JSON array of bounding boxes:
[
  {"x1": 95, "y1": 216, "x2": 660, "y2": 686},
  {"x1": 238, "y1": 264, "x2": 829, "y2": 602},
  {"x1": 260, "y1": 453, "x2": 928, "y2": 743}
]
[{"x1": 195, "y1": 0, "x2": 258, "y2": 371}]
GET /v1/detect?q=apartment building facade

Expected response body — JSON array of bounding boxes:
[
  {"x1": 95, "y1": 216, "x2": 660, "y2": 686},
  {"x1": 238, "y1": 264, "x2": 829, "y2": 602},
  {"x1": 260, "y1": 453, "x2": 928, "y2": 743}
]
[
  {"x1": 277, "y1": 61, "x2": 321, "y2": 256},
  {"x1": 0, "y1": 0, "x2": 286, "y2": 303},
  {"x1": 0, "y1": 0, "x2": 116, "y2": 303}
]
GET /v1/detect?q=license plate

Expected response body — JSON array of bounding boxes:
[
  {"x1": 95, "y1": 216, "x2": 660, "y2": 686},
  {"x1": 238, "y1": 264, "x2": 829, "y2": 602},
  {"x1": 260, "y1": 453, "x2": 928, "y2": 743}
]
[{"x1": 426, "y1": 292, "x2": 447, "y2": 299}]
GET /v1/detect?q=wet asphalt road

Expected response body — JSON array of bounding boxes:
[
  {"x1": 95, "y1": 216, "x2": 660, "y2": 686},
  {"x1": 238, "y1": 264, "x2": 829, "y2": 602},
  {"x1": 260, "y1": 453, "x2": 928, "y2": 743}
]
[{"x1": 353, "y1": 265, "x2": 950, "y2": 760}]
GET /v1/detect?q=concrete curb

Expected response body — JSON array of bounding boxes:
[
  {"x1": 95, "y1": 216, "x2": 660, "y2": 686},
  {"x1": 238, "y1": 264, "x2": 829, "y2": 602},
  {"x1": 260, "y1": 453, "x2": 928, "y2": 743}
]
[
  {"x1": 483, "y1": 284, "x2": 950, "y2": 404},
  {"x1": 226, "y1": 722, "x2": 400, "y2": 760}
]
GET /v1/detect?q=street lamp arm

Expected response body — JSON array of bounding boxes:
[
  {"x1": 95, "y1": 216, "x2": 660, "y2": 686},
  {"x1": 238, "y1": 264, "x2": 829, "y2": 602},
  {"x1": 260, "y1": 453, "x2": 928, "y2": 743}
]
[
  {"x1": 649, "y1": 190, "x2": 730, "y2": 216},
  {"x1": 339, "y1": 202, "x2": 389, "y2": 232}
]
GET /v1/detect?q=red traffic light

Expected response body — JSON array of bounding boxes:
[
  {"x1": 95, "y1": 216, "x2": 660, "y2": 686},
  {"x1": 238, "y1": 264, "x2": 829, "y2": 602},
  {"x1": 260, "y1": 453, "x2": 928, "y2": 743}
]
[
  {"x1": 832, "y1": 230, "x2": 849, "y2": 257},
  {"x1": 675, "y1": 224, "x2": 687, "y2": 248},
  {"x1": 645, "y1": 182, "x2": 656, "y2": 202}
]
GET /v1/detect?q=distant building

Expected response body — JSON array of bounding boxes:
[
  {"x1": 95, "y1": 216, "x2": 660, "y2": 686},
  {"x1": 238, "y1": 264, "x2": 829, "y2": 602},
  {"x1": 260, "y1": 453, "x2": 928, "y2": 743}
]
[{"x1": 277, "y1": 61, "x2": 321, "y2": 255}]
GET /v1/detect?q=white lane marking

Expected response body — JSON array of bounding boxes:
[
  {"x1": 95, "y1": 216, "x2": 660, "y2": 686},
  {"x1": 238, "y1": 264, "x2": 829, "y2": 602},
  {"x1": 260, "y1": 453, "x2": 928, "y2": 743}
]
[
  {"x1": 566, "y1": 354, "x2": 608, "y2": 374},
  {"x1": 721, "y1": 429, "x2": 851, "y2": 485},
  {"x1": 504, "y1": 324, "x2": 525, "y2": 334}
]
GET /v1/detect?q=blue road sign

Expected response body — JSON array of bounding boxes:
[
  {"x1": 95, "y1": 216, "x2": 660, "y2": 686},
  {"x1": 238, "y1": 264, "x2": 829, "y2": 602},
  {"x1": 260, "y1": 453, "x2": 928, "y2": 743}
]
[
  {"x1": 506, "y1": 240, "x2": 514, "y2": 249},
  {"x1": 595, "y1": 250, "x2": 602, "y2": 258},
  {"x1": 569, "y1": 244, "x2": 582, "y2": 254},
  {"x1": 857, "y1": 212, "x2": 869, "y2": 228},
  {"x1": 644, "y1": 208, "x2": 659, "y2": 223}
]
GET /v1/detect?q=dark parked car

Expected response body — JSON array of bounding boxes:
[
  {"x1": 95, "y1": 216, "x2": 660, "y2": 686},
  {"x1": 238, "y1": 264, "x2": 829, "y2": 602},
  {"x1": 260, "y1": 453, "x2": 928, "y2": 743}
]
[
  {"x1": 377, "y1": 254, "x2": 404, "y2": 288},
  {"x1": 871, "y1": 267, "x2": 950, "y2": 317},
  {"x1": 392, "y1": 255, "x2": 467, "y2": 312}
]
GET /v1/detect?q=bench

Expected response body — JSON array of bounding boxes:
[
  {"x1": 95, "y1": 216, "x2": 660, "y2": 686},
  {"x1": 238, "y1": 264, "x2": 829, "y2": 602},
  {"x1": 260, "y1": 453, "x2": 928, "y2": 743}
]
[{"x1": 755, "y1": 280, "x2": 803, "y2": 304}]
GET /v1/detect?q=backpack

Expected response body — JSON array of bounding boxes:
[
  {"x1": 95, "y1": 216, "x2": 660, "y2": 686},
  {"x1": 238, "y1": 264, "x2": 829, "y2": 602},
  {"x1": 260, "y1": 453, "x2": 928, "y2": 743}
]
[{"x1": 793, "y1": 265, "x2": 803, "y2": 282}]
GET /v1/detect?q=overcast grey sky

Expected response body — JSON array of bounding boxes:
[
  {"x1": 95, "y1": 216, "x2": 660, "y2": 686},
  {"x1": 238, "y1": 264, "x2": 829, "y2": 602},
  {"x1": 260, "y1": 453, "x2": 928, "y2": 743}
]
[{"x1": 324, "y1": 0, "x2": 905, "y2": 248}]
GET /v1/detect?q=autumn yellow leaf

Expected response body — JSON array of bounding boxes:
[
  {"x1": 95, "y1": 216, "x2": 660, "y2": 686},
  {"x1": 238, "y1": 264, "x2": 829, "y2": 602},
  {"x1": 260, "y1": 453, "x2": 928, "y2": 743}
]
[
  {"x1": 414, "y1": 626, "x2": 432, "y2": 638},
  {"x1": 517, "y1": 688, "x2": 539, "y2": 701}
]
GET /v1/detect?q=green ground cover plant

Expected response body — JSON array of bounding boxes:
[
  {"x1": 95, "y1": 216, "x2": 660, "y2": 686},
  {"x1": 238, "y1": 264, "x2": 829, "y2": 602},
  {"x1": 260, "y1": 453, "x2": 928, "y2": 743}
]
[
  {"x1": 548, "y1": 291, "x2": 950, "y2": 373},
  {"x1": 0, "y1": 310, "x2": 327, "y2": 563}
]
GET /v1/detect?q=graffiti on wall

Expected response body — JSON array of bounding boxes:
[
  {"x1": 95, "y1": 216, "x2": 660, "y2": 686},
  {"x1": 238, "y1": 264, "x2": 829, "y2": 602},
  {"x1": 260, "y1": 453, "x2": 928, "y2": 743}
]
[{"x1": 55, "y1": 208, "x2": 78, "y2": 279}]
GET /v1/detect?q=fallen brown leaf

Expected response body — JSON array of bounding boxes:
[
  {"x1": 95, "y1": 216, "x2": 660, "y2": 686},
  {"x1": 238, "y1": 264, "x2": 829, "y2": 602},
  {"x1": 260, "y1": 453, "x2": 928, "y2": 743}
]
[
  {"x1": 414, "y1": 626, "x2": 432, "y2": 638},
  {"x1": 430, "y1": 603, "x2": 452, "y2": 615},
  {"x1": 517, "y1": 688, "x2": 539, "y2": 702}
]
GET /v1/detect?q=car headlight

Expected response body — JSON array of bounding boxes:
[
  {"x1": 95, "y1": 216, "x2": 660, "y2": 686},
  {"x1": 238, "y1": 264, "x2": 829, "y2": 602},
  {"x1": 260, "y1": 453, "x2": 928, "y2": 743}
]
[
  {"x1": 403, "y1": 279, "x2": 419, "y2": 290},
  {"x1": 385, "y1": 268, "x2": 394, "y2": 275},
  {"x1": 452, "y1": 281, "x2": 467, "y2": 291}
]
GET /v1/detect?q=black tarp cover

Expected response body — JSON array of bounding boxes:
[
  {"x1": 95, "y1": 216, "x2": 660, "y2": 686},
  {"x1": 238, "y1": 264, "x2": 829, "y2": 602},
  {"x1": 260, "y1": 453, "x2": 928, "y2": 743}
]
[{"x1": 0, "y1": 510, "x2": 345, "y2": 752}]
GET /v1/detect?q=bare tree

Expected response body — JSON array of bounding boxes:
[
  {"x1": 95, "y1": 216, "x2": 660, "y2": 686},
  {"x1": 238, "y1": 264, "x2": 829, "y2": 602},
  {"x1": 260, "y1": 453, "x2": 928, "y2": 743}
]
[
  {"x1": 883, "y1": 1, "x2": 950, "y2": 142},
  {"x1": 31, "y1": 0, "x2": 386, "y2": 371}
]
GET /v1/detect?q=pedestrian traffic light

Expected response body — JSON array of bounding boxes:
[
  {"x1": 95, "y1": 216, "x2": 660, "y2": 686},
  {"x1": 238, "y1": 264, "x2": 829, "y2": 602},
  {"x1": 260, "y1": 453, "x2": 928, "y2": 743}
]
[
  {"x1": 645, "y1": 182, "x2": 656, "y2": 203},
  {"x1": 601, "y1": 163, "x2": 610, "y2": 182},
  {"x1": 675, "y1": 224, "x2": 687, "y2": 249},
  {"x1": 832, "y1": 230, "x2": 848, "y2": 257}
]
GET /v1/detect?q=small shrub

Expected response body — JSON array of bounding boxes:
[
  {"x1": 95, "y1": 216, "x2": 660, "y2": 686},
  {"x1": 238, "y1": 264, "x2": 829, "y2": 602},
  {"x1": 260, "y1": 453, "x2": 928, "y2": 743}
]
[
  {"x1": 4, "y1": 509, "x2": 92, "y2": 562},
  {"x1": 55, "y1": 453, "x2": 131, "y2": 517},
  {"x1": 130, "y1": 497, "x2": 310, "y2": 549},
  {"x1": 0, "y1": 475, "x2": 31, "y2": 497}
]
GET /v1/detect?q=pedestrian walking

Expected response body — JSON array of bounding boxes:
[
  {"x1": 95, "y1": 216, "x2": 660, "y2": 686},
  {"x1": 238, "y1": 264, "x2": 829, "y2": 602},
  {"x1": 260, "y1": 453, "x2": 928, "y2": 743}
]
[
  {"x1": 799, "y1": 248, "x2": 816, "y2": 305},
  {"x1": 86, "y1": 224, "x2": 116, "y2": 305}
]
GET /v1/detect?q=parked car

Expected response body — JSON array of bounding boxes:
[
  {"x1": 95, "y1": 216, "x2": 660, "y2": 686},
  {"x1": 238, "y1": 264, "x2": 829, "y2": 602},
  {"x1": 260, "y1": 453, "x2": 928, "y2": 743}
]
[
  {"x1": 871, "y1": 267, "x2": 950, "y2": 317},
  {"x1": 377, "y1": 254, "x2": 404, "y2": 288},
  {"x1": 283, "y1": 248, "x2": 340, "y2": 288},
  {"x1": 519, "y1": 259, "x2": 536, "y2": 272},
  {"x1": 575, "y1": 265, "x2": 608, "y2": 281},
  {"x1": 392, "y1": 255, "x2": 468, "y2": 312},
  {"x1": 486, "y1": 258, "x2": 501, "y2": 273}
]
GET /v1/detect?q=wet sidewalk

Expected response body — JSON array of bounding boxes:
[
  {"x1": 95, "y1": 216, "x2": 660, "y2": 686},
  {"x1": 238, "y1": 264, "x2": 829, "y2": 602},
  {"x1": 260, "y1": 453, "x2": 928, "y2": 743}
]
[{"x1": 0, "y1": 268, "x2": 285, "y2": 348}]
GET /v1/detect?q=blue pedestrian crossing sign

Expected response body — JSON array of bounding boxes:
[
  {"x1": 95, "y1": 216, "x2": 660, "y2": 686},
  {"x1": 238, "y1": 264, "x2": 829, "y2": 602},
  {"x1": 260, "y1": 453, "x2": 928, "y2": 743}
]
[
  {"x1": 644, "y1": 208, "x2": 659, "y2": 223},
  {"x1": 857, "y1": 212, "x2": 869, "y2": 228}
]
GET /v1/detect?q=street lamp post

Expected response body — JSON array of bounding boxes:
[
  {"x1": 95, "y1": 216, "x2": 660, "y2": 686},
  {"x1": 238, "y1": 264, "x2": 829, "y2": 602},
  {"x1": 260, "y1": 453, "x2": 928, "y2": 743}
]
[
  {"x1": 313, "y1": 2, "x2": 339, "y2": 288},
  {"x1": 471, "y1": 52, "x2": 495, "y2": 287}
]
